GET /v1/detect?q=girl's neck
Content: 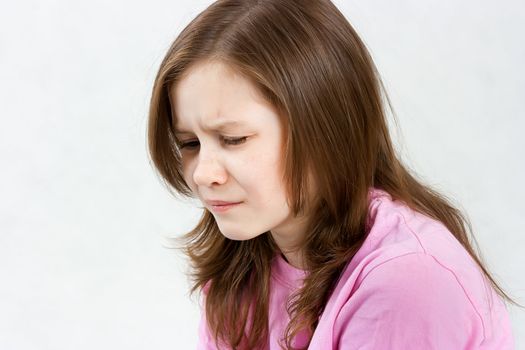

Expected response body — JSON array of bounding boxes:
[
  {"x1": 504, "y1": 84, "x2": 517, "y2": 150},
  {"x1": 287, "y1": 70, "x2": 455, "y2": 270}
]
[{"x1": 280, "y1": 250, "x2": 306, "y2": 270}]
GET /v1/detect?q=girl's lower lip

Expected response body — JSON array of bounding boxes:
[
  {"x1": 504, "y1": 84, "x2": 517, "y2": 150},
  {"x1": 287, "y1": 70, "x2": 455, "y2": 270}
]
[{"x1": 210, "y1": 202, "x2": 242, "y2": 212}]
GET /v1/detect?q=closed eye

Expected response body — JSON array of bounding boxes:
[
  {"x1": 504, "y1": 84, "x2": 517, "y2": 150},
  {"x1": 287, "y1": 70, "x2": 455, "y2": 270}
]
[{"x1": 179, "y1": 136, "x2": 248, "y2": 150}]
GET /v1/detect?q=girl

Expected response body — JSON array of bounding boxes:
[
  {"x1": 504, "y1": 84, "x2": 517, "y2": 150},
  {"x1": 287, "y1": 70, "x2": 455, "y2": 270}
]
[{"x1": 147, "y1": 1, "x2": 520, "y2": 349}]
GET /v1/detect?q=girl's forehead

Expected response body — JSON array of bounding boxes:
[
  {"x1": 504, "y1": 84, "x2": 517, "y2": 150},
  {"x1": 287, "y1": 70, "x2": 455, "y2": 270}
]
[{"x1": 169, "y1": 64, "x2": 278, "y2": 133}]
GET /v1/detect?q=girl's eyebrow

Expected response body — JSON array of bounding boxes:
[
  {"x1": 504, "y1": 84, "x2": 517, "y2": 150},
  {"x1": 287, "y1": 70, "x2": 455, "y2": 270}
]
[{"x1": 174, "y1": 120, "x2": 247, "y2": 135}]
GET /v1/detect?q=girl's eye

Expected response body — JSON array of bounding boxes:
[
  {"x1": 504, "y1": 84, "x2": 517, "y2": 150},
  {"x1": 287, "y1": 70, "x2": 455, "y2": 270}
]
[
  {"x1": 179, "y1": 140, "x2": 199, "y2": 150},
  {"x1": 179, "y1": 136, "x2": 248, "y2": 150},
  {"x1": 223, "y1": 136, "x2": 248, "y2": 146}
]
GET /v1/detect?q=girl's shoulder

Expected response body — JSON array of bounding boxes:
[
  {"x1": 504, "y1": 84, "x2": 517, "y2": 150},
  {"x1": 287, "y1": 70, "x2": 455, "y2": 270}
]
[{"x1": 309, "y1": 189, "x2": 515, "y2": 349}]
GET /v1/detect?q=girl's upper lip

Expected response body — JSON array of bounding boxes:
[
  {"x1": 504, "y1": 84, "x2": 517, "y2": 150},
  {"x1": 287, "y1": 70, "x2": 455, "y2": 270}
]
[{"x1": 205, "y1": 200, "x2": 242, "y2": 206}]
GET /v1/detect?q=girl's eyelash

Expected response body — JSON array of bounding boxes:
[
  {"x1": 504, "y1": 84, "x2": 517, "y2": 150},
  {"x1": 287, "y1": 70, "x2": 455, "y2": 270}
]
[{"x1": 179, "y1": 136, "x2": 248, "y2": 149}]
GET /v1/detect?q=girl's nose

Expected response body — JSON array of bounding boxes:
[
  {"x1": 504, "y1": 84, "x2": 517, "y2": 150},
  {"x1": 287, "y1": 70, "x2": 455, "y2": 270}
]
[{"x1": 192, "y1": 151, "x2": 228, "y2": 187}]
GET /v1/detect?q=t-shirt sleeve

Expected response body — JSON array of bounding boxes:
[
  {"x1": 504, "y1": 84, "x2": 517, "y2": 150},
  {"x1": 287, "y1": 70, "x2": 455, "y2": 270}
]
[
  {"x1": 196, "y1": 302, "x2": 217, "y2": 349},
  {"x1": 333, "y1": 253, "x2": 485, "y2": 349},
  {"x1": 196, "y1": 282, "x2": 220, "y2": 350}
]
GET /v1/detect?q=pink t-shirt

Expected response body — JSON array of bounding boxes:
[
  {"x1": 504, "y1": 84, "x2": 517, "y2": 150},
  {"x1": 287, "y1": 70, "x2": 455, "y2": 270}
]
[{"x1": 197, "y1": 187, "x2": 515, "y2": 349}]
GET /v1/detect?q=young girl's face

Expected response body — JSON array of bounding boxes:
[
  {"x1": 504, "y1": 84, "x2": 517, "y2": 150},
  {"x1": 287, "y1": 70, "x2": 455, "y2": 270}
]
[{"x1": 171, "y1": 61, "x2": 309, "y2": 245}]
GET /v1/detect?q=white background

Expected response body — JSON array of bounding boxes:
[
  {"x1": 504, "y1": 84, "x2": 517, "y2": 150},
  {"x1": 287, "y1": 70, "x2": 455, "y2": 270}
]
[{"x1": 1, "y1": 0, "x2": 523, "y2": 348}]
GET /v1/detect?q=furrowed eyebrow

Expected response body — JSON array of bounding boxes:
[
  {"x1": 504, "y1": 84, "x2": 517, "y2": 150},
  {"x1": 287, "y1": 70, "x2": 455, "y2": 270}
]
[{"x1": 174, "y1": 120, "x2": 247, "y2": 135}]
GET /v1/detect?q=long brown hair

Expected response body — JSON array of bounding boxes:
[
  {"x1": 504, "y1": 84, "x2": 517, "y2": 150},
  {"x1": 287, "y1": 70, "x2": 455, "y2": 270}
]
[{"x1": 147, "y1": 1, "x2": 522, "y2": 349}]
